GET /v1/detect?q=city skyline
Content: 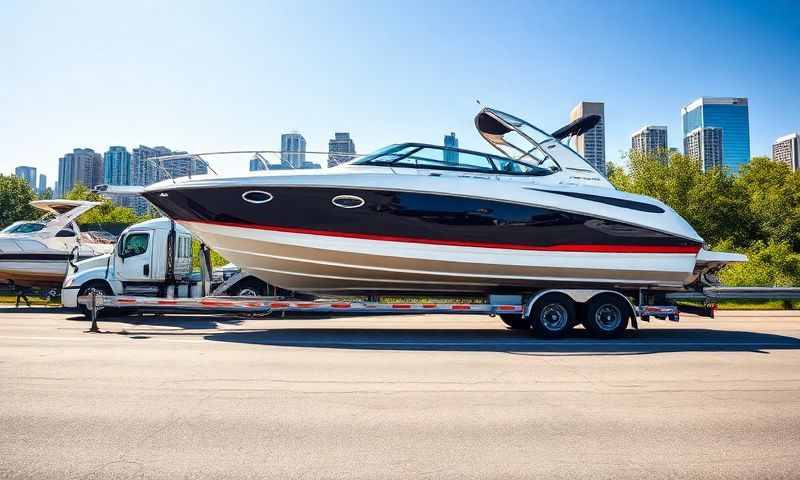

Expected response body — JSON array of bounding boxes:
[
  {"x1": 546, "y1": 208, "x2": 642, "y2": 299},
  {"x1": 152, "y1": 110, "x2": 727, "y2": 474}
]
[{"x1": 2, "y1": 1, "x2": 798, "y2": 180}]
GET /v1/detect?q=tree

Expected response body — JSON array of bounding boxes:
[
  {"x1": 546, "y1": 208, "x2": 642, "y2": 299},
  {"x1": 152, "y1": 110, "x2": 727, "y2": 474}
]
[
  {"x1": 609, "y1": 150, "x2": 749, "y2": 248},
  {"x1": 736, "y1": 157, "x2": 800, "y2": 251},
  {"x1": 39, "y1": 187, "x2": 53, "y2": 200},
  {"x1": 719, "y1": 240, "x2": 800, "y2": 287},
  {"x1": 63, "y1": 184, "x2": 153, "y2": 226},
  {"x1": 0, "y1": 175, "x2": 38, "y2": 228}
]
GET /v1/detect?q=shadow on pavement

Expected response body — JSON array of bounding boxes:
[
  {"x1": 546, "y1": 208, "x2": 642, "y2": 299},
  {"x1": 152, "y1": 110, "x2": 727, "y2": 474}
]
[
  {"x1": 202, "y1": 327, "x2": 800, "y2": 355},
  {"x1": 64, "y1": 314, "x2": 245, "y2": 331}
]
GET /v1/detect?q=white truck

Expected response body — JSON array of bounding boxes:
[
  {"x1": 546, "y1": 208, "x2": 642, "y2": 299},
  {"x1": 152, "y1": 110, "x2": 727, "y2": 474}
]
[{"x1": 61, "y1": 217, "x2": 275, "y2": 317}]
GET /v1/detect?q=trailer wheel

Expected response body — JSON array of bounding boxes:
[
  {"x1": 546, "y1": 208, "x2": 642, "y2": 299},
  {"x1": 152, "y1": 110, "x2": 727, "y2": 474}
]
[
  {"x1": 582, "y1": 294, "x2": 630, "y2": 338},
  {"x1": 529, "y1": 293, "x2": 576, "y2": 338},
  {"x1": 499, "y1": 314, "x2": 529, "y2": 330},
  {"x1": 231, "y1": 278, "x2": 268, "y2": 297},
  {"x1": 77, "y1": 281, "x2": 113, "y2": 320}
]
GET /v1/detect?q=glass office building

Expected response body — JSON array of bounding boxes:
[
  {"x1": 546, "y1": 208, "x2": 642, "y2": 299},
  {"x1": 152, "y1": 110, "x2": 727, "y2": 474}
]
[
  {"x1": 681, "y1": 97, "x2": 750, "y2": 172},
  {"x1": 443, "y1": 132, "x2": 459, "y2": 164},
  {"x1": 103, "y1": 146, "x2": 132, "y2": 185}
]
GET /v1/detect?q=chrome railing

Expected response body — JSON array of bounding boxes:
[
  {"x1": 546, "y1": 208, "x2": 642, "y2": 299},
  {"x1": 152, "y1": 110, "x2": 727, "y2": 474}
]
[{"x1": 144, "y1": 150, "x2": 363, "y2": 183}]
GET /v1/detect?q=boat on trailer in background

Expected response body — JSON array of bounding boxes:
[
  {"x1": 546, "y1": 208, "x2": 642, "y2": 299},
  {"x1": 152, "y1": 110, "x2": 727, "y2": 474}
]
[{"x1": 0, "y1": 200, "x2": 114, "y2": 291}]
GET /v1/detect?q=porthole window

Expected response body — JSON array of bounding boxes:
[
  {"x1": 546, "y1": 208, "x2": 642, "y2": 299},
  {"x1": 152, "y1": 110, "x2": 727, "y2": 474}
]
[
  {"x1": 331, "y1": 195, "x2": 365, "y2": 209},
  {"x1": 242, "y1": 190, "x2": 273, "y2": 204}
]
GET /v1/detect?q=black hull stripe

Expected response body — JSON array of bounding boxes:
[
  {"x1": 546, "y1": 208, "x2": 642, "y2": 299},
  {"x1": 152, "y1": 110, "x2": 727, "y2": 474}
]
[
  {"x1": 144, "y1": 186, "x2": 702, "y2": 252},
  {"x1": 189, "y1": 219, "x2": 701, "y2": 254}
]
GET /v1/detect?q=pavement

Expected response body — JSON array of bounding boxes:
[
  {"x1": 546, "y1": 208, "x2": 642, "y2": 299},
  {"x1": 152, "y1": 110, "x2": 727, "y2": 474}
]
[{"x1": 1, "y1": 307, "x2": 799, "y2": 479}]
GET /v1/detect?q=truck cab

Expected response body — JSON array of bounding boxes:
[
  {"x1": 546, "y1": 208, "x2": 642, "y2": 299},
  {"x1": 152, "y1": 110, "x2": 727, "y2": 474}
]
[
  {"x1": 61, "y1": 217, "x2": 272, "y2": 316},
  {"x1": 61, "y1": 218, "x2": 194, "y2": 310}
]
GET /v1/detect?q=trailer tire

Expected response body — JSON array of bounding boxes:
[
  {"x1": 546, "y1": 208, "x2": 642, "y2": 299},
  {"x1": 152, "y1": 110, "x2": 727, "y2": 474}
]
[
  {"x1": 529, "y1": 293, "x2": 576, "y2": 338},
  {"x1": 230, "y1": 277, "x2": 269, "y2": 297},
  {"x1": 582, "y1": 293, "x2": 630, "y2": 338},
  {"x1": 77, "y1": 281, "x2": 113, "y2": 320},
  {"x1": 499, "y1": 314, "x2": 529, "y2": 330}
]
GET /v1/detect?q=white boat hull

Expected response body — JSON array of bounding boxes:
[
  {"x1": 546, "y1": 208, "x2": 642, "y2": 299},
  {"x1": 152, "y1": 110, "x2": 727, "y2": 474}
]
[{"x1": 184, "y1": 221, "x2": 697, "y2": 294}]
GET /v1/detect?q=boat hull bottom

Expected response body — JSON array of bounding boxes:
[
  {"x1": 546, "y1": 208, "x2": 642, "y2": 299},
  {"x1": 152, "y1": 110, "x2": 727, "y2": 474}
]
[
  {"x1": 184, "y1": 222, "x2": 696, "y2": 295},
  {"x1": 0, "y1": 261, "x2": 71, "y2": 288}
]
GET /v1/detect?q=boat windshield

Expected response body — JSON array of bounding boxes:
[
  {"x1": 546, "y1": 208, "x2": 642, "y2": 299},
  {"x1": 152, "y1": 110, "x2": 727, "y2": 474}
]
[
  {"x1": 1, "y1": 222, "x2": 46, "y2": 234},
  {"x1": 351, "y1": 144, "x2": 555, "y2": 176}
]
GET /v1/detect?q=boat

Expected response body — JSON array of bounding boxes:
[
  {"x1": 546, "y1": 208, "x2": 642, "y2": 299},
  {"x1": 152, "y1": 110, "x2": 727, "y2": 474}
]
[
  {"x1": 137, "y1": 107, "x2": 745, "y2": 295},
  {"x1": 0, "y1": 200, "x2": 115, "y2": 288}
]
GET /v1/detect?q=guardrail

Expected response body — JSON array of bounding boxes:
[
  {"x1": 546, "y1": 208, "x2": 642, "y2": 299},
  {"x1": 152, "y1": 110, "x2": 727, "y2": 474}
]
[{"x1": 668, "y1": 287, "x2": 800, "y2": 302}]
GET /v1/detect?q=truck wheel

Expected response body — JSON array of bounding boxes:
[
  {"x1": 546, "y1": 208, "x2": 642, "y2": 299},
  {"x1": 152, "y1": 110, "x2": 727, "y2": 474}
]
[
  {"x1": 582, "y1": 294, "x2": 630, "y2": 338},
  {"x1": 529, "y1": 293, "x2": 576, "y2": 338},
  {"x1": 499, "y1": 314, "x2": 529, "y2": 330},
  {"x1": 77, "y1": 281, "x2": 113, "y2": 320},
  {"x1": 231, "y1": 278, "x2": 268, "y2": 297}
]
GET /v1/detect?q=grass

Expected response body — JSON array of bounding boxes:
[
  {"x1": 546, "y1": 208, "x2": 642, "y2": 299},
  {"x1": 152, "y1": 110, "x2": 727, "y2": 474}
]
[{"x1": 0, "y1": 294, "x2": 61, "y2": 306}]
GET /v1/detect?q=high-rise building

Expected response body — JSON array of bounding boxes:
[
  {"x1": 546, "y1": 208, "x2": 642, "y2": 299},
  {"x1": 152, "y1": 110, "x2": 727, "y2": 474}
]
[
  {"x1": 57, "y1": 148, "x2": 103, "y2": 196},
  {"x1": 132, "y1": 145, "x2": 173, "y2": 186},
  {"x1": 681, "y1": 97, "x2": 750, "y2": 172},
  {"x1": 328, "y1": 132, "x2": 356, "y2": 167},
  {"x1": 631, "y1": 126, "x2": 668, "y2": 155},
  {"x1": 104, "y1": 146, "x2": 132, "y2": 185},
  {"x1": 569, "y1": 101, "x2": 605, "y2": 175},
  {"x1": 773, "y1": 133, "x2": 800, "y2": 171},
  {"x1": 281, "y1": 133, "x2": 306, "y2": 169},
  {"x1": 130, "y1": 146, "x2": 197, "y2": 214},
  {"x1": 684, "y1": 127, "x2": 723, "y2": 171},
  {"x1": 38, "y1": 174, "x2": 47, "y2": 196},
  {"x1": 14, "y1": 166, "x2": 37, "y2": 190},
  {"x1": 443, "y1": 132, "x2": 459, "y2": 164},
  {"x1": 249, "y1": 156, "x2": 267, "y2": 171}
]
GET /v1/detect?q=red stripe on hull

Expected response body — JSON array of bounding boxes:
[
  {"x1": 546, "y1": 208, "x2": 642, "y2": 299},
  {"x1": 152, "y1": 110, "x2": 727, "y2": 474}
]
[{"x1": 187, "y1": 220, "x2": 701, "y2": 254}]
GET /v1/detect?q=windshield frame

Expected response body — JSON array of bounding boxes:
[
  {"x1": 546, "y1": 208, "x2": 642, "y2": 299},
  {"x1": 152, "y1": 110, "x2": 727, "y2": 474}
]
[
  {"x1": 475, "y1": 108, "x2": 562, "y2": 172},
  {"x1": 351, "y1": 143, "x2": 555, "y2": 177}
]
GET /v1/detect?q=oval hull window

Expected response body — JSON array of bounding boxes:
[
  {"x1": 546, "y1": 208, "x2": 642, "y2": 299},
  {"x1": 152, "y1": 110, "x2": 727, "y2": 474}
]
[
  {"x1": 242, "y1": 190, "x2": 273, "y2": 204},
  {"x1": 332, "y1": 195, "x2": 365, "y2": 209}
]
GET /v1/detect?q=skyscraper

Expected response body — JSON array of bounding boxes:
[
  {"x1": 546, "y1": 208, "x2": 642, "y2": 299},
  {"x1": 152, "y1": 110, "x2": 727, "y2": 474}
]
[
  {"x1": 14, "y1": 166, "x2": 37, "y2": 190},
  {"x1": 569, "y1": 102, "x2": 605, "y2": 175},
  {"x1": 328, "y1": 132, "x2": 356, "y2": 167},
  {"x1": 57, "y1": 148, "x2": 103, "y2": 196},
  {"x1": 249, "y1": 155, "x2": 267, "y2": 171},
  {"x1": 132, "y1": 145, "x2": 173, "y2": 186},
  {"x1": 681, "y1": 97, "x2": 750, "y2": 172},
  {"x1": 684, "y1": 127, "x2": 723, "y2": 171},
  {"x1": 773, "y1": 133, "x2": 800, "y2": 171},
  {"x1": 443, "y1": 132, "x2": 459, "y2": 164},
  {"x1": 631, "y1": 126, "x2": 668, "y2": 156},
  {"x1": 104, "y1": 146, "x2": 132, "y2": 185},
  {"x1": 38, "y1": 174, "x2": 46, "y2": 196},
  {"x1": 130, "y1": 146, "x2": 195, "y2": 214},
  {"x1": 281, "y1": 133, "x2": 306, "y2": 169}
]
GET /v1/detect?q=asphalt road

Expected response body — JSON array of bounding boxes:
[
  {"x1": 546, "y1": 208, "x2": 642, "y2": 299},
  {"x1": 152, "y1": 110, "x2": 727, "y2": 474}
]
[{"x1": 1, "y1": 308, "x2": 799, "y2": 479}]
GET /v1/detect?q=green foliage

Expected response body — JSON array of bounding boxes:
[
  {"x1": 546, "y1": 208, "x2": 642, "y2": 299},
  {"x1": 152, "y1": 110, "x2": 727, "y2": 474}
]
[
  {"x1": 612, "y1": 151, "x2": 800, "y2": 286},
  {"x1": 718, "y1": 240, "x2": 800, "y2": 287},
  {"x1": 63, "y1": 184, "x2": 153, "y2": 226},
  {"x1": 191, "y1": 240, "x2": 229, "y2": 269},
  {"x1": 0, "y1": 175, "x2": 38, "y2": 228}
]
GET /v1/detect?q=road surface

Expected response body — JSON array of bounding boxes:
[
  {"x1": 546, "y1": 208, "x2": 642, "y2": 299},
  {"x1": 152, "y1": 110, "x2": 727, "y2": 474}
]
[{"x1": 1, "y1": 308, "x2": 799, "y2": 479}]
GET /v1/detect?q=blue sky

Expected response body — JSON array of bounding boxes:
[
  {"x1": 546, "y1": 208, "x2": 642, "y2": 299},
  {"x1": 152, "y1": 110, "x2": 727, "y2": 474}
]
[{"x1": 1, "y1": 0, "x2": 798, "y2": 183}]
